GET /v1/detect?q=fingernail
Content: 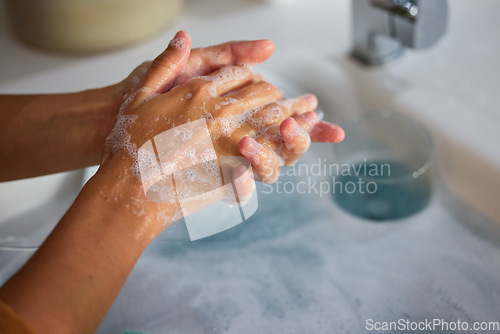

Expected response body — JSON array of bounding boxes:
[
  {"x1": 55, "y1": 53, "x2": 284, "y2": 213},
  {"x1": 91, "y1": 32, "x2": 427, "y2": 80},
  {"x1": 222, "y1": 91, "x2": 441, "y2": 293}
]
[
  {"x1": 303, "y1": 94, "x2": 318, "y2": 109},
  {"x1": 244, "y1": 138, "x2": 261, "y2": 156},
  {"x1": 169, "y1": 32, "x2": 186, "y2": 49}
]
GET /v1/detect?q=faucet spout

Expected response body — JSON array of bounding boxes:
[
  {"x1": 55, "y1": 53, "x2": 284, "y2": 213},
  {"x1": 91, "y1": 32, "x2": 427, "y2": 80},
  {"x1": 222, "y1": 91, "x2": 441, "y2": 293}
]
[{"x1": 351, "y1": 0, "x2": 448, "y2": 66}]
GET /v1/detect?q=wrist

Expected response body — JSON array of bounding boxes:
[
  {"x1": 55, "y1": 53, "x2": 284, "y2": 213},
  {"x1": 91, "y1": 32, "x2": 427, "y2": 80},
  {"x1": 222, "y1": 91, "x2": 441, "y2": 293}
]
[
  {"x1": 86, "y1": 150, "x2": 179, "y2": 241},
  {"x1": 84, "y1": 84, "x2": 123, "y2": 165},
  {"x1": 0, "y1": 150, "x2": 166, "y2": 333}
]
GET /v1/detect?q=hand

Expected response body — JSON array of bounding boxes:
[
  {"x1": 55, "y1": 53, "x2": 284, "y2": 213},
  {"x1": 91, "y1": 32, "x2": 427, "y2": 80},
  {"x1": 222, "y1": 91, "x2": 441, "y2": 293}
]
[
  {"x1": 98, "y1": 31, "x2": 344, "y2": 230},
  {"x1": 0, "y1": 32, "x2": 344, "y2": 333},
  {"x1": 99, "y1": 34, "x2": 277, "y2": 172},
  {"x1": 111, "y1": 35, "x2": 275, "y2": 116},
  {"x1": 0, "y1": 31, "x2": 277, "y2": 181}
]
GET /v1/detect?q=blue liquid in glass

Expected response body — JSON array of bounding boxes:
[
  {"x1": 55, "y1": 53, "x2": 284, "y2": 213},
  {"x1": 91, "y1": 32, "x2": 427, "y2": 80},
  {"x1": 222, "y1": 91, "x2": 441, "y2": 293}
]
[{"x1": 332, "y1": 160, "x2": 431, "y2": 221}]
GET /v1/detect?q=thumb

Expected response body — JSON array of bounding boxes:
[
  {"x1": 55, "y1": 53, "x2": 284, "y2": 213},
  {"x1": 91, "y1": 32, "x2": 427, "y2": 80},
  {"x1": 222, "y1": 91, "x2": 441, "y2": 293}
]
[
  {"x1": 129, "y1": 31, "x2": 192, "y2": 109},
  {"x1": 145, "y1": 30, "x2": 192, "y2": 93}
]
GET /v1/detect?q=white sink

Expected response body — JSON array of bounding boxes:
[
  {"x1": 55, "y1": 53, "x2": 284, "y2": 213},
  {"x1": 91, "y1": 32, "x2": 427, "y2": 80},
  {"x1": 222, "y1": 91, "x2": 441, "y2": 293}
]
[{"x1": 257, "y1": 0, "x2": 500, "y2": 224}]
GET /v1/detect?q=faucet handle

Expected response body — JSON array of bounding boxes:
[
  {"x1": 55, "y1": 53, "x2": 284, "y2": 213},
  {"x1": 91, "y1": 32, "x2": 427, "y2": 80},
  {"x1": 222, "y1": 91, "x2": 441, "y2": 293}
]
[
  {"x1": 392, "y1": 0, "x2": 448, "y2": 49},
  {"x1": 371, "y1": 0, "x2": 419, "y2": 21}
]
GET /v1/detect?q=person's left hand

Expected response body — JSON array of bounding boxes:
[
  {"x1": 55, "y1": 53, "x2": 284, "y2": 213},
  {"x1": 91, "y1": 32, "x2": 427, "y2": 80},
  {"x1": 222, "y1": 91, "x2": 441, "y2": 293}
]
[
  {"x1": 95, "y1": 31, "x2": 344, "y2": 231},
  {"x1": 112, "y1": 35, "x2": 276, "y2": 112},
  {"x1": 94, "y1": 33, "x2": 278, "y2": 166}
]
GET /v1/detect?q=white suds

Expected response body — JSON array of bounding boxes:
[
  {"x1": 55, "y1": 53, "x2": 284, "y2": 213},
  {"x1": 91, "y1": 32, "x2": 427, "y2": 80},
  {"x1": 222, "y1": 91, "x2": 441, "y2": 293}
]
[
  {"x1": 105, "y1": 114, "x2": 138, "y2": 156},
  {"x1": 169, "y1": 37, "x2": 186, "y2": 49},
  {"x1": 105, "y1": 87, "x2": 155, "y2": 180},
  {"x1": 220, "y1": 97, "x2": 239, "y2": 106},
  {"x1": 213, "y1": 106, "x2": 261, "y2": 137},
  {"x1": 199, "y1": 66, "x2": 250, "y2": 98}
]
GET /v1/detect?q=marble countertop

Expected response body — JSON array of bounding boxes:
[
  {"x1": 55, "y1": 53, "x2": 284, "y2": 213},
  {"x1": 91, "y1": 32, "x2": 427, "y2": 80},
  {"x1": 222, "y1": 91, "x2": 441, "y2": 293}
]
[{"x1": 1, "y1": 0, "x2": 499, "y2": 333}]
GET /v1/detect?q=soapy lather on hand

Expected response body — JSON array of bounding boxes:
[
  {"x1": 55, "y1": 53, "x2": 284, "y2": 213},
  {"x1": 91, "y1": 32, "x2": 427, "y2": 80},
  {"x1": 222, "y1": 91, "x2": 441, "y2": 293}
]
[{"x1": 103, "y1": 31, "x2": 345, "y2": 221}]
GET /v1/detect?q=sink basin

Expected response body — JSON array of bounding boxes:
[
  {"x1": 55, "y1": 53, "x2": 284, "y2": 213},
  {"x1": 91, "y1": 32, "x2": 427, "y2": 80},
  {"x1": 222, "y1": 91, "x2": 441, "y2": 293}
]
[{"x1": 262, "y1": 50, "x2": 500, "y2": 226}]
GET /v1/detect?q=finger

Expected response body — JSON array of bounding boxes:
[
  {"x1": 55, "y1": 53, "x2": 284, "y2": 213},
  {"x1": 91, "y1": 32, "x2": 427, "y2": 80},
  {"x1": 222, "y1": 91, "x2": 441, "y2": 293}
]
[
  {"x1": 279, "y1": 112, "x2": 317, "y2": 165},
  {"x1": 220, "y1": 81, "x2": 283, "y2": 116},
  {"x1": 232, "y1": 164, "x2": 256, "y2": 205},
  {"x1": 310, "y1": 121, "x2": 345, "y2": 143},
  {"x1": 293, "y1": 111, "x2": 318, "y2": 133},
  {"x1": 174, "y1": 39, "x2": 274, "y2": 86},
  {"x1": 129, "y1": 31, "x2": 192, "y2": 109},
  {"x1": 145, "y1": 31, "x2": 191, "y2": 93},
  {"x1": 253, "y1": 73, "x2": 265, "y2": 82},
  {"x1": 119, "y1": 61, "x2": 152, "y2": 96},
  {"x1": 194, "y1": 65, "x2": 254, "y2": 97},
  {"x1": 272, "y1": 110, "x2": 345, "y2": 144},
  {"x1": 249, "y1": 111, "x2": 344, "y2": 167},
  {"x1": 244, "y1": 94, "x2": 317, "y2": 132},
  {"x1": 252, "y1": 112, "x2": 316, "y2": 165},
  {"x1": 239, "y1": 136, "x2": 280, "y2": 183},
  {"x1": 279, "y1": 118, "x2": 312, "y2": 165},
  {"x1": 280, "y1": 94, "x2": 318, "y2": 119},
  {"x1": 253, "y1": 111, "x2": 317, "y2": 148}
]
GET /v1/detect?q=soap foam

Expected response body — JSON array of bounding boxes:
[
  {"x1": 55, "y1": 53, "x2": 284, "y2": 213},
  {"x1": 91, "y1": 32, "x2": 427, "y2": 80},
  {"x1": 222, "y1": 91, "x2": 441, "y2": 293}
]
[
  {"x1": 106, "y1": 66, "x2": 290, "y2": 220},
  {"x1": 215, "y1": 110, "x2": 252, "y2": 137},
  {"x1": 199, "y1": 66, "x2": 250, "y2": 98},
  {"x1": 105, "y1": 87, "x2": 155, "y2": 181},
  {"x1": 169, "y1": 36, "x2": 186, "y2": 49},
  {"x1": 220, "y1": 97, "x2": 239, "y2": 106},
  {"x1": 105, "y1": 114, "x2": 138, "y2": 156}
]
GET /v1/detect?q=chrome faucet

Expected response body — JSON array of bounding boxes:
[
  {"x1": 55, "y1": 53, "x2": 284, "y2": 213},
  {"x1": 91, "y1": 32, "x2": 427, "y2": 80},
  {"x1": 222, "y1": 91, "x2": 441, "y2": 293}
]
[{"x1": 350, "y1": 0, "x2": 449, "y2": 66}]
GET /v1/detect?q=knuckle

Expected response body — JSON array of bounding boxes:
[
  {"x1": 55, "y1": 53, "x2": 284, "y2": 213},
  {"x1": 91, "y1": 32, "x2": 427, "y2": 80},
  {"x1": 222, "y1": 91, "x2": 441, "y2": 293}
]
[
  {"x1": 216, "y1": 103, "x2": 237, "y2": 117},
  {"x1": 257, "y1": 81, "x2": 274, "y2": 92},
  {"x1": 150, "y1": 54, "x2": 175, "y2": 72},
  {"x1": 263, "y1": 101, "x2": 280, "y2": 111},
  {"x1": 189, "y1": 79, "x2": 215, "y2": 97}
]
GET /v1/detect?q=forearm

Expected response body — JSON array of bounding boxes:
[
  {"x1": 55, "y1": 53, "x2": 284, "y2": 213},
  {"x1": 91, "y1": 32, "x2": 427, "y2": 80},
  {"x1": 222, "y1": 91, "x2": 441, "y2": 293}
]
[
  {"x1": 0, "y1": 152, "x2": 175, "y2": 333},
  {"x1": 0, "y1": 85, "x2": 119, "y2": 181}
]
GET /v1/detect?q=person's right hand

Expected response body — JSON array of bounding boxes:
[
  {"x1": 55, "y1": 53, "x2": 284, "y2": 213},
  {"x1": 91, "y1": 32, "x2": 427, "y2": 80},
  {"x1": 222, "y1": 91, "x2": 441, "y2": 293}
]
[{"x1": 95, "y1": 31, "x2": 344, "y2": 234}]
